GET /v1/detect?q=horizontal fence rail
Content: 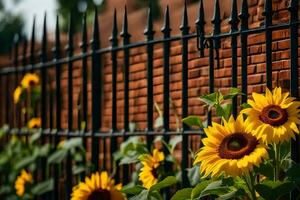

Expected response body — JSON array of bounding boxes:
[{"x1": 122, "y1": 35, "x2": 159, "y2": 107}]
[{"x1": 0, "y1": 0, "x2": 299, "y2": 199}]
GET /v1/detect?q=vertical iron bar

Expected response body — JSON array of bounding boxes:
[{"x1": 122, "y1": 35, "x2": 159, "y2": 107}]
[
  {"x1": 289, "y1": 0, "x2": 299, "y2": 198},
  {"x1": 212, "y1": 0, "x2": 220, "y2": 69},
  {"x1": 30, "y1": 17, "x2": 35, "y2": 72},
  {"x1": 91, "y1": 8, "x2": 101, "y2": 171},
  {"x1": 180, "y1": 0, "x2": 190, "y2": 188},
  {"x1": 264, "y1": 0, "x2": 272, "y2": 89},
  {"x1": 195, "y1": 0, "x2": 205, "y2": 58},
  {"x1": 22, "y1": 36, "x2": 28, "y2": 75},
  {"x1": 80, "y1": 13, "x2": 88, "y2": 180},
  {"x1": 208, "y1": 40, "x2": 214, "y2": 126},
  {"x1": 81, "y1": 13, "x2": 88, "y2": 134},
  {"x1": 52, "y1": 15, "x2": 61, "y2": 200},
  {"x1": 39, "y1": 15, "x2": 47, "y2": 188},
  {"x1": 161, "y1": 6, "x2": 171, "y2": 139},
  {"x1": 40, "y1": 14, "x2": 47, "y2": 142},
  {"x1": 120, "y1": 6, "x2": 130, "y2": 184},
  {"x1": 144, "y1": 4, "x2": 155, "y2": 149},
  {"x1": 120, "y1": 6, "x2": 130, "y2": 134},
  {"x1": 22, "y1": 36, "x2": 28, "y2": 126},
  {"x1": 161, "y1": 6, "x2": 171, "y2": 199},
  {"x1": 13, "y1": 34, "x2": 19, "y2": 128},
  {"x1": 65, "y1": 14, "x2": 74, "y2": 200},
  {"x1": 239, "y1": 0, "x2": 249, "y2": 103},
  {"x1": 208, "y1": 0, "x2": 221, "y2": 125},
  {"x1": 229, "y1": 0, "x2": 239, "y2": 117},
  {"x1": 110, "y1": 9, "x2": 119, "y2": 181}
]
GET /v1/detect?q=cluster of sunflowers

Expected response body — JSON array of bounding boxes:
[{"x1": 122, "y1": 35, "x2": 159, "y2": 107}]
[
  {"x1": 6, "y1": 72, "x2": 300, "y2": 200},
  {"x1": 69, "y1": 87, "x2": 300, "y2": 200},
  {"x1": 13, "y1": 73, "x2": 41, "y2": 129}
]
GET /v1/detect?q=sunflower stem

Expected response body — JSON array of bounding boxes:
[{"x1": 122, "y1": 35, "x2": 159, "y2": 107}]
[
  {"x1": 273, "y1": 142, "x2": 281, "y2": 181},
  {"x1": 243, "y1": 173, "x2": 257, "y2": 200}
]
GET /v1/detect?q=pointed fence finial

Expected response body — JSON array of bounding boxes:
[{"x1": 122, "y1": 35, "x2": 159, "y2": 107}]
[
  {"x1": 66, "y1": 13, "x2": 74, "y2": 55},
  {"x1": 180, "y1": 0, "x2": 189, "y2": 32},
  {"x1": 91, "y1": 7, "x2": 100, "y2": 48},
  {"x1": 120, "y1": 6, "x2": 131, "y2": 39},
  {"x1": 263, "y1": 0, "x2": 272, "y2": 26},
  {"x1": 110, "y1": 8, "x2": 118, "y2": 46},
  {"x1": 40, "y1": 13, "x2": 47, "y2": 61},
  {"x1": 80, "y1": 13, "x2": 88, "y2": 50},
  {"x1": 22, "y1": 35, "x2": 28, "y2": 67},
  {"x1": 30, "y1": 16, "x2": 36, "y2": 67},
  {"x1": 144, "y1": 4, "x2": 155, "y2": 37},
  {"x1": 196, "y1": 0, "x2": 205, "y2": 57},
  {"x1": 229, "y1": 0, "x2": 239, "y2": 32},
  {"x1": 239, "y1": 0, "x2": 249, "y2": 30},
  {"x1": 52, "y1": 14, "x2": 61, "y2": 59},
  {"x1": 212, "y1": 0, "x2": 221, "y2": 36},
  {"x1": 161, "y1": 5, "x2": 171, "y2": 35}
]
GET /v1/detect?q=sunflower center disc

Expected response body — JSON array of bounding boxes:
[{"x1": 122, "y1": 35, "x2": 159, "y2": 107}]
[
  {"x1": 87, "y1": 189, "x2": 111, "y2": 200},
  {"x1": 219, "y1": 133, "x2": 258, "y2": 159},
  {"x1": 151, "y1": 168, "x2": 159, "y2": 179},
  {"x1": 259, "y1": 105, "x2": 288, "y2": 126}
]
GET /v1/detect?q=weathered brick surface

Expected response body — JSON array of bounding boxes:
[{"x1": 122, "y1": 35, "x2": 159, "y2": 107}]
[{"x1": 1, "y1": 0, "x2": 300, "y2": 133}]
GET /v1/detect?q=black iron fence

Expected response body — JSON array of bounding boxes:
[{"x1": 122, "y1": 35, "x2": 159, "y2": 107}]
[{"x1": 0, "y1": 0, "x2": 299, "y2": 199}]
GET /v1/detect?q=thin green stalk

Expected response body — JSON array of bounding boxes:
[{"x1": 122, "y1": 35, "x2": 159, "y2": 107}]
[
  {"x1": 243, "y1": 173, "x2": 257, "y2": 200},
  {"x1": 273, "y1": 142, "x2": 281, "y2": 181}
]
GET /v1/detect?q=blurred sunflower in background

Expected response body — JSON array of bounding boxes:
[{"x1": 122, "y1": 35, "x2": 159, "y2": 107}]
[
  {"x1": 194, "y1": 115, "x2": 268, "y2": 177},
  {"x1": 139, "y1": 149, "x2": 164, "y2": 189},
  {"x1": 13, "y1": 86, "x2": 24, "y2": 104},
  {"x1": 15, "y1": 170, "x2": 33, "y2": 196},
  {"x1": 243, "y1": 87, "x2": 300, "y2": 144},
  {"x1": 71, "y1": 171, "x2": 124, "y2": 200},
  {"x1": 27, "y1": 118, "x2": 41, "y2": 129},
  {"x1": 21, "y1": 73, "x2": 39, "y2": 89}
]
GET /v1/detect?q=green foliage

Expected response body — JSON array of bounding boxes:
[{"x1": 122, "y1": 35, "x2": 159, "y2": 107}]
[
  {"x1": 0, "y1": 132, "x2": 87, "y2": 199},
  {"x1": 255, "y1": 181, "x2": 295, "y2": 200},
  {"x1": 114, "y1": 136, "x2": 149, "y2": 165},
  {"x1": 0, "y1": 0, "x2": 24, "y2": 53},
  {"x1": 182, "y1": 116, "x2": 203, "y2": 128},
  {"x1": 132, "y1": 0, "x2": 161, "y2": 20},
  {"x1": 127, "y1": 176, "x2": 178, "y2": 200},
  {"x1": 198, "y1": 87, "x2": 243, "y2": 120},
  {"x1": 56, "y1": 0, "x2": 106, "y2": 32},
  {"x1": 171, "y1": 188, "x2": 193, "y2": 200}
]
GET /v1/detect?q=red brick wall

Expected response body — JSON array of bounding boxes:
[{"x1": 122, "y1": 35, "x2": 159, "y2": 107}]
[{"x1": 1, "y1": 0, "x2": 300, "y2": 133}]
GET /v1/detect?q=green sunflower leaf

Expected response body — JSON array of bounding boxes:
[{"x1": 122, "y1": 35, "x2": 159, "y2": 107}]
[
  {"x1": 191, "y1": 180, "x2": 212, "y2": 199},
  {"x1": 121, "y1": 185, "x2": 144, "y2": 195},
  {"x1": 171, "y1": 188, "x2": 193, "y2": 200},
  {"x1": 31, "y1": 179, "x2": 54, "y2": 196},
  {"x1": 198, "y1": 93, "x2": 218, "y2": 107},
  {"x1": 47, "y1": 149, "x2": 68, "y2": 164},
  {"x1": 129, "y1": 190, "x2": 148, "y2": 200},
  {"x1": 187, "y1": 165, "x2": 201, "y2": 186},
  {"x1": 150, "y1": 176, "x2": 178, "y2": 192},
  {"x1": 223, "y1": 87, "x2": 244, "y2": 100},
  {"x1": 255, "y1": 180, "x2": 295, "y2": 200},
  {"x1": 182, "y1": 116, "x2": 203, "y2": 128}
]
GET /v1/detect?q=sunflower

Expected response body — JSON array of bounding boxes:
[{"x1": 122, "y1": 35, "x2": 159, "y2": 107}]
[
  {"x1": 243, "y1": 87, "x2": 300, "y2": 144},
  {"x1": 71, "y1": 171, "x2": 124, "y2": 200},
  {"x1": 14, "y1": 86, "x2": 24, "y2": 104},
  {"x1": 194, "y1": 115, "x2": 268, "y2": 177},
  {"x1": 28, "y1": 118, "x2": 41, "y2": 129},
  {"x1": 21, "y1": 73, "x2": 39, "y2": 89},
  {"x1": 139, "y1": 149, "x2": 164, "y2": 189},
  {"x1": 15, "y1": 170, "x2": 33, "y2": 196}
]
